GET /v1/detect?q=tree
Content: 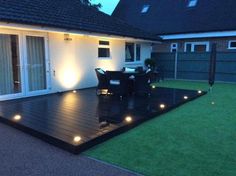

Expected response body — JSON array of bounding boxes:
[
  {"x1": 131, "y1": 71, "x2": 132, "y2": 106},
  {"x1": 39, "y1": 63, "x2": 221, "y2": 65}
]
[{"x1": 80, "y1": 0, "x2": 102, "y2": 10}]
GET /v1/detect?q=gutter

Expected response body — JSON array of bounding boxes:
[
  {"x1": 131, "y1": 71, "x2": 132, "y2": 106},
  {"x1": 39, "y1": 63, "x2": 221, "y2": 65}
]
[
  {"x1": 160, "y1": 31, "x2": 236, "y2": 40},
  {"x1": 0, "y1": 21, "x2": 161, "y2": 43}
]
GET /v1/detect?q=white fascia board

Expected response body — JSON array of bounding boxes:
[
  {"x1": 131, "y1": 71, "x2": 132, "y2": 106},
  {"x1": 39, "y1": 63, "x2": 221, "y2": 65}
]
[
  {"x1": 0, "y1": 22, "x2": 160, "y2": 43},
  {"x1": 160, "y1": 31, "x2": 236, "y2": 40}
]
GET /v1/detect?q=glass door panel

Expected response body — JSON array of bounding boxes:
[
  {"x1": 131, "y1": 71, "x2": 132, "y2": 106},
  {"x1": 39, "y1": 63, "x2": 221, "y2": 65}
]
[
  {"x1": 26, "y1": 36, "x2": 47, "y2": 92},
  {"x1": 0, "y1": 34, "x2": 21, "y2": 95}
]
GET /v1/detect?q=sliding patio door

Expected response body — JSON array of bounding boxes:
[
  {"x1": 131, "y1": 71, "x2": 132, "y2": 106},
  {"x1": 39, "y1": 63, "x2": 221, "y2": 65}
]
[
  {"x1": 0, "y1": 31, "x2": 50, "y2": 101},
  {"x1": 0, "y1": 34, "x2": 22, "y2": 98},
  {"x1": 25, "y1": 36, "x2": 48, "y2": 93}
]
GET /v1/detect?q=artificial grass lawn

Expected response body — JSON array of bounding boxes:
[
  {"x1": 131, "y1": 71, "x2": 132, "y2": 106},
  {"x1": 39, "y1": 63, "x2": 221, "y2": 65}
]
[{"x1": 86, "y1": 81, "x2": 236, "y2": 176}]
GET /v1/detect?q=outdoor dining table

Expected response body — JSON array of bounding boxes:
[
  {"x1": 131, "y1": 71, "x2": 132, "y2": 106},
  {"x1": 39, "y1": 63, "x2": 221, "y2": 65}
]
[
  {"x1": 122, "y1": 71, "x2": 140, "y2": 94},
  {"x1": 123, "y1": 71, "x2": 139, "y2": 77}
]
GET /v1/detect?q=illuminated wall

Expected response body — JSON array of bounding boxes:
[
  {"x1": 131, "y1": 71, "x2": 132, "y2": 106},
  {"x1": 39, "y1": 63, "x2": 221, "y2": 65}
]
[
  {"x1": 49, "y1": 33, "x2": 151, "y2": 92},
  {"x1": 0, "y1": 27, "x2": 152, "y2": 100}
]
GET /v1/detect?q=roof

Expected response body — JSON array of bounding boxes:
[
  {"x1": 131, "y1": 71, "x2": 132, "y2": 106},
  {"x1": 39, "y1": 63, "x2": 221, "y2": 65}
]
[
  {"x1": 113, "y1": 0, "x2": 236, "y2": 35},
  {"x1": 0, "y1": 0, "x2": 161, "y2": 41}
]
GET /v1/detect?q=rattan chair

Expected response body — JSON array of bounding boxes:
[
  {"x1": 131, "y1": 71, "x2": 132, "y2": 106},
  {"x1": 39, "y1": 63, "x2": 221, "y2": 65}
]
[
  {"x1": 134, "y1": 72, "x2": 152, "y2": 96},
  {"x1": 106, "y1": 71, "x2": 128, "y2": 99},
  {"x1": 95, "y1": 68, "x2": 108, "y2": 95}
]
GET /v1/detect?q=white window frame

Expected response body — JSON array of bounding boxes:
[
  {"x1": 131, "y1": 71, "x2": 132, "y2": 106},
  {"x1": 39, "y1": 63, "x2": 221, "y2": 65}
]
[
  {"x1": 125, "y1": 42, "x2": 142, "y2": 63},
  {"x1": 170, "y1": 43, "x2": 178, "y2": 52},
  {"x1": 135, "y1": 43, "x2": 141, "y2": 61},
  {"x1": 228, "y1": 40, "x2": 236, "y2": 49},
  {"x1": 141, "y1": 5, "x2": 150, "y2": 13},
  {"x1": 98, "y1": 40, "x2": 111, "y2": 59},
  {"x1": 184, "y1": 42, "x2": 210, "y2": 52}
]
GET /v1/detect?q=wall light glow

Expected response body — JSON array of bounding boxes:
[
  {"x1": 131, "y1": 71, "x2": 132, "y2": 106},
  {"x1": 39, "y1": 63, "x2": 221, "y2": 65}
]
[
  {"x1": 198, "y1": 90, "x2": 202, "y2": 94},
  {"x1": 61, "y1": 69, "x2": 79, "y2": 89},
  {"x1": 57, "y1": 61, "x2": 82, "y2": 90}
]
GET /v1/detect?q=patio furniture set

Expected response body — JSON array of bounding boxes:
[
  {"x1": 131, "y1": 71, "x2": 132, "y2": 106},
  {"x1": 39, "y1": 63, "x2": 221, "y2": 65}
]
[{"x1": 95, "y1": 67, "x2": 153, "y2": 99}]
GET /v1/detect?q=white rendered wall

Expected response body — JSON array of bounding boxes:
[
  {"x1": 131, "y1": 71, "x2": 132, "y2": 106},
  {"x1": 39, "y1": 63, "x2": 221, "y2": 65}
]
[
  {"x1": 48, "y1": 33, "x2": 151, "y2": 93},
  {"x1": 0, "y1": 27, "x2": 152, "y2": 100}
]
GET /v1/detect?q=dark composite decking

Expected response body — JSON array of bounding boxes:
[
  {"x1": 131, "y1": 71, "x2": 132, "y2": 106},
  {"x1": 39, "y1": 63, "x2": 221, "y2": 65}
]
[{"x1": 0, "y1": 87, "x2": 206, "y2": 154}]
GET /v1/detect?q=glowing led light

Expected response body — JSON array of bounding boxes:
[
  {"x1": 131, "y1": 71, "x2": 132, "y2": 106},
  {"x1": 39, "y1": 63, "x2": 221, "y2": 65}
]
[
  {"x1": 73, "y1": 136, "x2": 81, "y2": 143},
  {"x1": 13, "y1": 115, "x2": 21, "y2": 121},
  {"x1": 211, "y1": 101, "x2": 215, "y2": 105},
  {"x1": 184, "y1": 96, "x2": 188, "y2": 100},
  {"x1": 125, "y1": 116, "x2": 133, "y2": 123},
  {"x1": 152, "y1": 85, "x2": 156, "y2": 89},
  {"x1": 101, "y1": 89, "x2": 108, "y2": 95},
  {"x1": 160, "y1": 104, "x2": 165, "y2": 109},
  {"x1": 198, "y1": 90, "x2": 202, "y2": 94},
  {"x1": 73, "y1": 90, "x2": 77, "y2": 93}
]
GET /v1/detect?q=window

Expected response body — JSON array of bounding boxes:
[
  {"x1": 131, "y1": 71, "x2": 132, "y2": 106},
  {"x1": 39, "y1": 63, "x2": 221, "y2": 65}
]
[
  {"x1": 228, "y1": 41, "x2": 236, "y2": 49},
  {"x1": 98, "y1": 40, "x2": 110, "y2": 58},
  {"x1": 185, "y1": 43, "x2": 192, "y2": 52},
  {"x1": 141, "y1": 5, "x2": 150, "y2": 13},
  {"x1": 125, "y1": 43, "x2": 134, "y2": 62},
  {"x1": 184, "y1": 42, "x2": 209, "y2": 52},
  {"x1": 136, "y1": 44, "x2": 141, "y2": 61},
  {"x1": 125, "y1": 43, "x2": 142, "y2": 62},
  {"x1": 187, "y1": 0, "x2": 198, "y2": 7},
  {"x1": 194, "y1": 45, "x2": 207, "y2": 52},
  {"x1": 170, "y1": 43, "x2": 178, "y2": 52},
  {"x1": 98, "y1": 48, "x2": 110, "y2": 58},
  {"x1": 0, "y1": 34, "x2": 21, "y2": 95},
  {"x1": 99, "y1": 41, "x2": 109, "y2": 45}
]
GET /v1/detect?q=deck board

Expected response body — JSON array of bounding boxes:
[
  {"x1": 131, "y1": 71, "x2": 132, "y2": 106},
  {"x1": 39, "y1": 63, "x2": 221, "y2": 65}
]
[{"x1": 0, "y1": 87, "x2": 206, "y2": 154}]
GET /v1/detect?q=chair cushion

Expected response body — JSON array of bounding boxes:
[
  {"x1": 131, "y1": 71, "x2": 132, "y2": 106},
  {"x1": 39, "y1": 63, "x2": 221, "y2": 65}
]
[
  {"x1": 110, "y1": 80, "x2": 120, "y2": 85},
  {"x1": 124, "y1": 67, "x2": 136, "y2": 73},
  {"x1": 146, "y1": 68, "x2": 151, "y2": 73},
  {"x1": 129, "y1": 75, "x2": 135, "y2": 79},
  {"x1": 97, "y1": 68, "x2": 105, "y2": 74}
]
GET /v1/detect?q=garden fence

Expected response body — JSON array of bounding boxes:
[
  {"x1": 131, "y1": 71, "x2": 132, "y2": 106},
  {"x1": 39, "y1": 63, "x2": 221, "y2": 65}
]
[{"x1": 152, "y1": 52, "x2": 236, "y2": 83}]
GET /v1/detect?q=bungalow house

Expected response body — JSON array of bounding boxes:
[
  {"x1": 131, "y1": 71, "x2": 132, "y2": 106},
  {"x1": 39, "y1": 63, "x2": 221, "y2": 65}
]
[
  {"x1": 0, "y1": 0, "x2": 160, "y2": 101},
  {"x1": 113, "y1": 0, "x2": 236, "y2": 82}
]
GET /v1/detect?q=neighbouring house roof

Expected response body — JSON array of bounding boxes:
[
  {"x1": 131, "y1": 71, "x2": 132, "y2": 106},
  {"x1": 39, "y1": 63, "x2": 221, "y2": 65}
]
[
  {"x1": 112, "y1": 0, "x2": 236, "y2": 35},
  {"x1": 0, "y1": 0, "x2": 161, "y2": 41}
]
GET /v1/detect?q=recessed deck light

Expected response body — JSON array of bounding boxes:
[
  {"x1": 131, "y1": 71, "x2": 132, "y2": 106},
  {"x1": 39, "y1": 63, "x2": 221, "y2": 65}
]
[
  {"x1": 73, "y1": 90, "x2": 77, "y2": 93},
  {"x1": 184, "y1": 96, "x2": 188, "y2": 100},
  {"x1": 13, "y1": 115, "x2": 21, "y2": 121},
  {"x1": 125, "y1": 116, "x2": 133, "y2": 123},
  {"x1": 160, "y1": 104, "x2": 165, "y2": 109},
  {"x1": 198, "y1": 90, "x2": 202, "y2": 94},
  {"x1": 152, "y1": 85, "x2": 156, "y2": 89},
  {"x1": 73, "y1": 136, "x2": 81, "y2": 143}
]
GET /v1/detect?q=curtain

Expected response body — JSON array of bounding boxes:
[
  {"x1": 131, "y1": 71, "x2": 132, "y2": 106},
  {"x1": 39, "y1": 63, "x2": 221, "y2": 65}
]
[
  {"x1": 125, "y1": 43, "x2": 134, "y2": 62},
  {"x1": 0, "y1": 34, "x2": 14, "y2": 95},
  {"x1": 26, "y1": 36, "x2": 46, "y2": 91}
]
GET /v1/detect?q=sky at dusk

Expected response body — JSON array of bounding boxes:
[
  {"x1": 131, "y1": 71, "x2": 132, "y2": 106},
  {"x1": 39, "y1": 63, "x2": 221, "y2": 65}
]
[{"x1": 91, "y1": 0, "x2": 120, "y2": 15}]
